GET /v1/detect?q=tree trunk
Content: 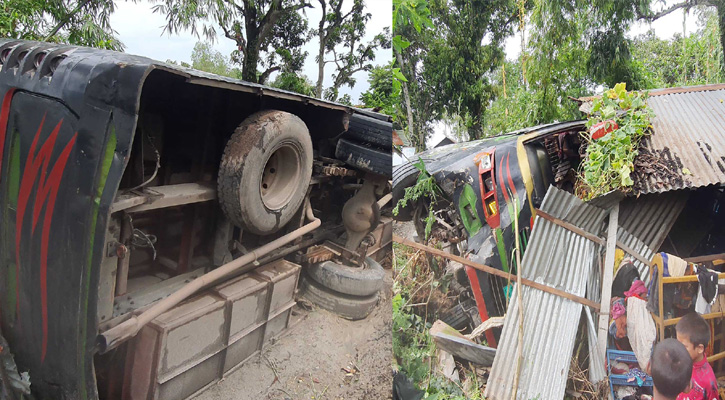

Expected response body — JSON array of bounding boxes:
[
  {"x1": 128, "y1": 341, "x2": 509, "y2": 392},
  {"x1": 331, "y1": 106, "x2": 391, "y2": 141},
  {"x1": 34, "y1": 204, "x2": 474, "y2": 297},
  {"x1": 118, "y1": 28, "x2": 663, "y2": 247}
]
[
  {"x1": 718, "y1": 3, "x2": 725, "y2": 70},
  {"x1": 470, "y1": 109, "x2": 483, "y2": 140},
  {"x1": 396, "y1": 50, "x2": 418, "y2": 151},
  {"x1": 316, "y1": 34, "x2": 326, "y2": 98},
  {"x1": 242, "y1": 33, "x2": 261, "y2": 83}
]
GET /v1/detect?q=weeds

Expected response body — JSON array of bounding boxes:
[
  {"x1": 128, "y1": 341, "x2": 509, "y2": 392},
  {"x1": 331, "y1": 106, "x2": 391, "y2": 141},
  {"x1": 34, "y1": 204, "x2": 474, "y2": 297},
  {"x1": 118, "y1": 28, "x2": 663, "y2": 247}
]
[
  {"x1": 392, "y1": 242, "x2": 486, "y2": 399},
  {"x1": 393, "y1": 158, "x2": 442, "y2": 240}
]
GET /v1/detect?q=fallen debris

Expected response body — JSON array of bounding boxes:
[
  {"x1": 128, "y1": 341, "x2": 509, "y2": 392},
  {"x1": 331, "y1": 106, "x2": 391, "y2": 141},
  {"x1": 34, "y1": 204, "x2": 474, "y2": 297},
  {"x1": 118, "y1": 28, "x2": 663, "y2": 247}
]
[
  {"x1": 429, "y1": 320, "x2": 496, "y2": 367},
  {"x1": 465, "y1": 316, "x2": 505, "y2": 341},
  {"x1": 436, "y1": 349, "x2": 459, "y2": 382}
]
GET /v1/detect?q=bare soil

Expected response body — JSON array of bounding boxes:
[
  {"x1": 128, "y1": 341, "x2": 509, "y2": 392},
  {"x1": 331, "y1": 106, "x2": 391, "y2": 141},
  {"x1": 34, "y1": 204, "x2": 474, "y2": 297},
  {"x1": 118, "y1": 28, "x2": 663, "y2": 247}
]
[{"x1": 194, "y1": 268, "x2": 393, "y2": 400}]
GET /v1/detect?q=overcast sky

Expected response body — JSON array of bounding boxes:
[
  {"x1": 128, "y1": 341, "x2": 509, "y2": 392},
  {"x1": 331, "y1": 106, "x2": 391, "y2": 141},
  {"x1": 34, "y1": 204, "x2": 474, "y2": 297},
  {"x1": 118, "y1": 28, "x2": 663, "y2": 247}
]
[{"x1": 109, "y1": 1, "x2": 392, "y2": 102}]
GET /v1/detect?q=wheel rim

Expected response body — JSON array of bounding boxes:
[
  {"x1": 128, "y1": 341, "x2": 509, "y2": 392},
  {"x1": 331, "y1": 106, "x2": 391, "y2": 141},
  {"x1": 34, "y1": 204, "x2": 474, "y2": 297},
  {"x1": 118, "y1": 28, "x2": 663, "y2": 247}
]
[{"x1": 260, "y1": 143, "x2": 302, "y2": 210}]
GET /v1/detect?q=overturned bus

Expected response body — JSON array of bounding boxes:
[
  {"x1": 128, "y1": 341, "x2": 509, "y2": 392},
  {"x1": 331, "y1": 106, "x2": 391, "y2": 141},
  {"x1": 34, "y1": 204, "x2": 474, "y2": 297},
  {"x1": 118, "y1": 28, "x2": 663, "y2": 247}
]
[
  {"x1": 393, "y1": 120, "x2": 591, "y2": 346},
  {"x1": 0, "y1": 39, "x2": 392, "y2": 399}
]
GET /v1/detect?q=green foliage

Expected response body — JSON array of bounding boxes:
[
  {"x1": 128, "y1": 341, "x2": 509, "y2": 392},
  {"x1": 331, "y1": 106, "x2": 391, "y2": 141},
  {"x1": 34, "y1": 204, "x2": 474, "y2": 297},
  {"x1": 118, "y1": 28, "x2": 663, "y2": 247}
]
[
  {"x1": 270, "y1": 71, "x2": 316, "y2": 96},
  {"x1": 189, "y1": 42, "x2": 237, "y2": 78},
  {"x1": 579, "y1": 83, "x2": 654, "y2": 199},
  {"x1": 425, "y1": 0, "x2": 519, "y2": 139},
  {"x1": 393, "y1": 158, "x2": 441, "y2": 240},
  {"x1": 152, "y1": 0, "x2": 310, "y2": 82},
  {"x1": 392, "y1": 0, "x2": 434, "y2": 150},
  {"x1": 360, "y1": 61, "x2": 400, "y2": 117},
  {"x1": 630, "y1": 11, "x2": 725, "y2": 88},
  {"x1": 393, "y1": 0, "x2": 434, "y2": 38},
  {"x1": 0, "y1": 0, "x2": 123, "y2": 51}
]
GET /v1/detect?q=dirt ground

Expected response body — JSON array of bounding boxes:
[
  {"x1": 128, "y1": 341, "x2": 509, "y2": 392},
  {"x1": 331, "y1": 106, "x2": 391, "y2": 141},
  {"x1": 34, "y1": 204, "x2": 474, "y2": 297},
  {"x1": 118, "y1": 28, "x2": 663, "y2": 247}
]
[{"x1": 194, "y1": 268, "x2": 393, "y2": 400}]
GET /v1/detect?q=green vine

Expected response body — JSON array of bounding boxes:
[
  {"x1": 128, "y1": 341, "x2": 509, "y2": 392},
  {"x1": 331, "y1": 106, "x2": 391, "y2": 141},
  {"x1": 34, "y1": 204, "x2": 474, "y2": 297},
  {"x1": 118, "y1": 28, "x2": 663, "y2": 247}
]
[
  {"x1": 393, "y1": 158, "x2": 441, "y2": 240},
  {"x1": 579, "y1": 83, "x2": 655, "y2": 200}
]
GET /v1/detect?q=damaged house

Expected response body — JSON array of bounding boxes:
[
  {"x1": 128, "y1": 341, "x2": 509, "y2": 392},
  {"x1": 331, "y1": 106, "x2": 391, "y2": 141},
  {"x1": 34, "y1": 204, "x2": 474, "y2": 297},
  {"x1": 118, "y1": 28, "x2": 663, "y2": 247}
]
[{"x1": 393, "y1": 83, "x2": 725, "y2": 399}]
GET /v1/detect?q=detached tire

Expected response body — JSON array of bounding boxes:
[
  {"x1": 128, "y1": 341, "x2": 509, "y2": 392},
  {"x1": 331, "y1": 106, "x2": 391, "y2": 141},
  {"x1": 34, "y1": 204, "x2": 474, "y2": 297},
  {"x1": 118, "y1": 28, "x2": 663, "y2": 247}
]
[
  {"x1": 218, "y1": 110, "x2": 313, "y2": 236},
  {"x1": 307, "y1": 257, "x2": 384, "y2": 297},
  {"x1": 344, "y1": 113, "x2": 393, "y2": 149},
  {"x1": 298, "y1": 276, "x2": 379, "y2": 320}
]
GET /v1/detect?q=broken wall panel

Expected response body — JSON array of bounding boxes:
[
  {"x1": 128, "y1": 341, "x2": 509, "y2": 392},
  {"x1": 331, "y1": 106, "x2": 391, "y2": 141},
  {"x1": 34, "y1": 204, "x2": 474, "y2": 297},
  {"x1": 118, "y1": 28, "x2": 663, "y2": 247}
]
[{"x1": 485, "y1": 187, "x2": 608, "y2": 400}]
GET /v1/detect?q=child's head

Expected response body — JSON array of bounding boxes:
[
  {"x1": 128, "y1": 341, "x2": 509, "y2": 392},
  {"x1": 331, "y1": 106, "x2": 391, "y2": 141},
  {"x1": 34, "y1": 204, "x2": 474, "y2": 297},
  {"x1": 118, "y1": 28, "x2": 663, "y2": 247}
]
[
  {"x1": 675, "y1": 312, "x2": 710, "y2": 362},
  {"x1": 651, "y1": 338, "x2": 693, "y2": 399}
]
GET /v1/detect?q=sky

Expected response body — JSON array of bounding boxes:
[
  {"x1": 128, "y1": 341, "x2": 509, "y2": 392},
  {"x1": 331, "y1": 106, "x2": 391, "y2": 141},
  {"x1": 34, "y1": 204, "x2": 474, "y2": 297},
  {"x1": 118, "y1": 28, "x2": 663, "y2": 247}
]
[{"x1": 109, "y1": 0, "x2": 392, "y2": 102}]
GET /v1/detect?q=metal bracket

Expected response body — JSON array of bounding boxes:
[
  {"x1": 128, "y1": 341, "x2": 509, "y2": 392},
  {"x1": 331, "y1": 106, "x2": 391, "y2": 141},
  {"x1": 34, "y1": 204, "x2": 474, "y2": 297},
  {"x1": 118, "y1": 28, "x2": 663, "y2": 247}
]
[{"x1": 106, "y1": 241, "x2": 128, "y2": 259}]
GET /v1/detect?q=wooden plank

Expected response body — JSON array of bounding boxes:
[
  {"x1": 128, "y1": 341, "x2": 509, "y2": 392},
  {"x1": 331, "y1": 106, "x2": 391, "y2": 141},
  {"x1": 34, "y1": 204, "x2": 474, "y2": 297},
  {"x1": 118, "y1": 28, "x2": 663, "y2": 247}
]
[
  {"x1": 662, "y1": 273, "x2": 725, "y2": 284},
  {"x1": 536, "y1": 209, "x2": 651, "y2": 266},
  {"x1": 111, "y1": 182, "x2": 216, "y2": 213},
  {"x1": 707, "y1": 351, "x2": 725, "y2": 363},
  {"x1": 535, "y1": 209, "x2": 605, "y2": 246},
  {"x1": 685, "y1": 253, "x2": 725, "y2": 263},
  {"x1": 664, "y1": 311, "x2": 725, "y2": 327},
  {"x1": 597, "y1": 203, "x2": 619, "y2": 362},
  {"x1": 615, "y1": 240, "x2": 652, "y2": 267},
  {"x1": 393, "y1": 235, "x2": 601, "y2": 310},
  {"x1": 110, "y1": 194, "x2": 147, "y2": 213}
]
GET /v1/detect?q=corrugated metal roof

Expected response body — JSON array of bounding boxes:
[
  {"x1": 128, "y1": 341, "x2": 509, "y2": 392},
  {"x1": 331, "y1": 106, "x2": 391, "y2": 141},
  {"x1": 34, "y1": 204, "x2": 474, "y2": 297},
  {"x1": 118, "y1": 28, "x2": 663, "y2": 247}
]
[
  {"x1": 588, "y1": 190, "x2": 688, "y2": 252},
  {"x1": 485, "y1": 187, "x2": 609, "y2": 400},
  {"x1": 578, "y1": 84, "x2": 725, "y2": 194},
  {"x1": 617, "y1": 191, "x2": 689, "y2": 251},
  {"x1": 639, "y1": 86, "x2": 725, "y2": 193}
]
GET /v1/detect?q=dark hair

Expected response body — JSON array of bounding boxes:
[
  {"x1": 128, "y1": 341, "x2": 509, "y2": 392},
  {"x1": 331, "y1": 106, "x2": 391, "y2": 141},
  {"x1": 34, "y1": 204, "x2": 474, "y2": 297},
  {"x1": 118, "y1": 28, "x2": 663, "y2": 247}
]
[
  {"x1": 676, "y1": 312, "x2": 711, "y2": 348},
  {"x1": 651, "y1": 338, "x2": 693, "y2": 398}
]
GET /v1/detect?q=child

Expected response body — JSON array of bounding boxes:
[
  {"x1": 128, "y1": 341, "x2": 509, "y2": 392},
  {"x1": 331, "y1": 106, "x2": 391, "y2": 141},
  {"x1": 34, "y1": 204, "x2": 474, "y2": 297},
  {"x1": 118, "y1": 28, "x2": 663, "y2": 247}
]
[
  {"x1": 651, "y1": 338, "x2": 693, "y2": 400},
  {"x1": 675, "y1": 312, "x2": 719, "y2": 400}
]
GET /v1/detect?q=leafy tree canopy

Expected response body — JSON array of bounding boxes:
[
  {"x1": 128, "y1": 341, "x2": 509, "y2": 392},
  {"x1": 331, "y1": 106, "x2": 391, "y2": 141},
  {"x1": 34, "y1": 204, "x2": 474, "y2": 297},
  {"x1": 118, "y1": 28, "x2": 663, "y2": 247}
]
[
  {"x1": 1, "y1": 0, "x2": 123, "y2": 50},
  {"x1": 270, "y1": 71, "x2": 316, "y2": 96},
  {"x1": 360, "y1": 61, "x2": 399, "y2": 117},
  {"x1": 152, "y1": 0, "x2": 311, "y2": 83}
]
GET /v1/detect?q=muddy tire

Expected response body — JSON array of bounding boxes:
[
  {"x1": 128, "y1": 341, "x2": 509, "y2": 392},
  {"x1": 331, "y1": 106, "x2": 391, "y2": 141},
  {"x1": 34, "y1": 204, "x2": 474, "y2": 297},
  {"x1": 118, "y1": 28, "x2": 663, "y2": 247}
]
[
  {"x1": 343, "y1": 113, "x2": 392, "y2": 150},
  {"x1": 335, "y1": 139, "x2": 391, "y2": 177},
  {"x1": 298, "y1": 276, "x2": 379, "y2": 320},
  {"x1": 306, "y1": 257, "x2": 384, "y2": 297},
  {"x1": 218, "y1": 110, "x2": 313, "y2": 236}
]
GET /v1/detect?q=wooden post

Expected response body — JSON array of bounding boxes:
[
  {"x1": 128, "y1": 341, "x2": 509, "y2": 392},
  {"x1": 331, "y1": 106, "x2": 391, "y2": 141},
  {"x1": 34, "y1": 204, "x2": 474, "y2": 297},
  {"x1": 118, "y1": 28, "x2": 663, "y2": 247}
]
[
  {"x1": 394, "y1": 235, "x2": 601, "y2": 310},
  {"x1": 597, "y1": 203, "x2": 619, "y2": 363}
]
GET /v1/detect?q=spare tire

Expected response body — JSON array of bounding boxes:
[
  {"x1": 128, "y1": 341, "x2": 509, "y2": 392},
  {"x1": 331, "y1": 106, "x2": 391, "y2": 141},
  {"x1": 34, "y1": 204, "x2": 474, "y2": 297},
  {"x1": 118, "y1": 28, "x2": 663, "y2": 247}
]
[
  {"x1": 343, "y1": 113, "x2": 392, "y2": 150},
  {"x1": 218, "y1": 110, "x2": 313, "y2": 236},
  {"x1": 335, "y1": 138, "x2": 391, "y2": 177},
  {"x1": 306, "y1": 257, "x2": 384, "y2": 297},
  {"x1": 298, "y1": 276, "x2": 379, "y2": 320}
]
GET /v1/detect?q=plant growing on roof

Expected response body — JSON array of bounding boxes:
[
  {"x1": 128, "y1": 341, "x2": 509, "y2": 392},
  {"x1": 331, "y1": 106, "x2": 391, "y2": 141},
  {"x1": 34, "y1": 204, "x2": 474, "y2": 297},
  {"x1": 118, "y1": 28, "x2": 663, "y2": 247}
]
[
  {"x1": 578, "y1": 82, "x2": 654, "y2": 200},
  {"x1": 393, "y1": 158, "x2": 441, "y2": 240}
]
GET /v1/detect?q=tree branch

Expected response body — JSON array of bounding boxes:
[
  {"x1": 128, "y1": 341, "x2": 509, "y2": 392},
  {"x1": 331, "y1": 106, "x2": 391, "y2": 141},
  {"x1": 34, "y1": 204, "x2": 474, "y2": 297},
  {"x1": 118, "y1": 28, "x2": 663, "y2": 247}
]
[
  {"x1": 259, "y1": 65, "x2": 281, "y2": 83},
  {"x1": 44, "y1": 0, "x2": 94, "y2": 40},
  {"x1": 637, "y1": 0, "x2": 715, "y2": 21}
]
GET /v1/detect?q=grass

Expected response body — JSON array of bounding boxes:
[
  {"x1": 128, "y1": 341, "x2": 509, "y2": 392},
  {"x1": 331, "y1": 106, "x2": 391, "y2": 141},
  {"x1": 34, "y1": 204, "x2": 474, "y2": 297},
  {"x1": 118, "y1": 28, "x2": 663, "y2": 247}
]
[{"x1": 392, "y1": 241, "x2": 487, "y2": 399}]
